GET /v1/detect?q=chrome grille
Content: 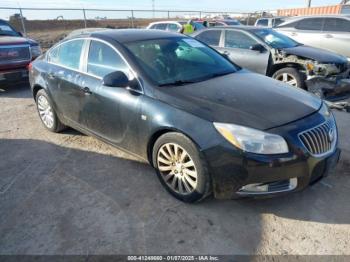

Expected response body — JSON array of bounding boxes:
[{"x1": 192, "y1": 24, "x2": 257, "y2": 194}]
[
  {"x1": 0, "y1": 45, "x2": 31, "y2": 64},
  {"x1": 299, "y1": 118, "x2": 337, "y2": 156}
]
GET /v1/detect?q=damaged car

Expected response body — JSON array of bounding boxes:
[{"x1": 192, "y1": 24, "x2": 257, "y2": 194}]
[{"x1": 193, "y1": 27, "x2": 350, "y2": 100}]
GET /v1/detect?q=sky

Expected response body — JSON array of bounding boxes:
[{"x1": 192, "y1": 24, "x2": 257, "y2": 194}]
[
  {"x1": 0, "y1": 0, "x2": 343, "y2": 11},
  {"x1": 0, "y1": 0, "x2": 343, "y2": 20}
]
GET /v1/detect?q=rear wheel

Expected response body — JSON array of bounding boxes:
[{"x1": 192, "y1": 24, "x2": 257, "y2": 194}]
[
  {"x1": 152, "y1": 132, "x2": 211, "y2": 203},
  {"x1": 272, "y1": 67, "x2": 305, "y2": 89},
  {"x1": 35, "y1": 89, "x2": 66, "y2": 133}
]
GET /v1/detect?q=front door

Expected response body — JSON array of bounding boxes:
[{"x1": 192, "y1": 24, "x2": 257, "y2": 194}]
[
  {"x1": 217, "y1": 29, "x2": 270, "y2": 75},
  {"x1": 81, "y1": 40, "x2": 142, "y2": 148}
]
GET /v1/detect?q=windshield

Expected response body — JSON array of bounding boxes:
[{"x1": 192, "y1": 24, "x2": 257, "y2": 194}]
[
  {"x1": 125, "y1": 37, "x2": 238, "y2": 86},
  {"x1": 252, "y1": 28, "x2": 299, "y2": 49},
  {"x1": 0, "y1": 21, "x2": 20, "y2": 36}
]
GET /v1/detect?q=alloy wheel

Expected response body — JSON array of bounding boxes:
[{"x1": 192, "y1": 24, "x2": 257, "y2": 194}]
[
  {"x1": 37, "y1": 95, "x2": 54, "y2": 129},
  {"x1": 276, "y1": 73, "x2": 298, "y2": 87},
  {"x1": 157, "y1": 143, "x2": 198, "y2": 195}
]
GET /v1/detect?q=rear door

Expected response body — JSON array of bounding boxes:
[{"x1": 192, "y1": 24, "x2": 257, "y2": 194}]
[
  {"x1": 321, "y1": 18, "x2": 350, "y2": 58},
  {"x1": 47, "y1": 39, "x2": 87, "y2": 125},
  {"x1": 218, "y1": 29, "x2": 269, "y2": 74}
]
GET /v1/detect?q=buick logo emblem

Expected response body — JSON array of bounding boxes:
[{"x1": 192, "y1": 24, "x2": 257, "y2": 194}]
[{"x1": 328, "y1": 129, "x2": 335, "y2": 143}]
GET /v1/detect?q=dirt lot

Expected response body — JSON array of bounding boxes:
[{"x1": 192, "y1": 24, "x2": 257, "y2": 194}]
[{"x1": 0, "y1": 84, "x2": 350, "y2": 255}]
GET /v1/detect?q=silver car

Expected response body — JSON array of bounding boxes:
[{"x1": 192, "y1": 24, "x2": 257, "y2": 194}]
[
  {"x1": 276, "y1": 15, "x2": 350, "y2": 60},
  {"x1": 255, "y1": 17, "x2": 286, "y2": 28}
]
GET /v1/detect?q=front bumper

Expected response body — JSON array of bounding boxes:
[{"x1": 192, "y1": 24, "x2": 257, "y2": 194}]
[
  {"x1": 305, "y1": 70, "x2": 350, "y2": 101},
  {"x1": 203, "y1": 111, "x2": 340, "y2": 199}
]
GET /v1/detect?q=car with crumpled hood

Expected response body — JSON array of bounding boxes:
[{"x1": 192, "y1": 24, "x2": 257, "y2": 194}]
[{"x1": 192, "y1": 26, "x2": 350, "y2": 100}]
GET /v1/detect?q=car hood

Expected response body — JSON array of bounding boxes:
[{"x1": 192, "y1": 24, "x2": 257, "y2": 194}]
[
  {"x1": 281, "y1": 45, "x2": 347, "y2": 64},
  {"x1": 0, "y1": 36, "x2": 30, "y2": 45},
  {"x1": 154, "y1": 70, "x2": 322, "y2": 130}
]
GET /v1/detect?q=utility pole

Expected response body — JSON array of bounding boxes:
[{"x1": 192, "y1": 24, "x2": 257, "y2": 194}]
[
  {"x1": 152, "y1": 0, "x2": 155, "y2": 18},
  {"x1": 307, "y1": 0, "x2": 312, "y2": 7}
]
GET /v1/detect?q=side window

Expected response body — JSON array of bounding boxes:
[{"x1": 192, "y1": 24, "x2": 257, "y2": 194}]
[
  {"x1": 56, "y1": 39, "x2": 84, "y2": 70},
  {"x1": 225, "y1": 30, "x2": 258, "y2": 49},
  {"x1": 296, "y1": 18, "x2": 323, "y2": 31},
  {"x1": 150, "y1": 24, "x2": 157, "y2": 29},
  {"x1": 47, "y1": 46, "x2": 60, "y2": 64},
  {"x1": 324, "y1": 18, "x2": 350, "y2": 32},
  {"x1": 167, "y1": 23, "x2": 180, "y2": 32},
  {"x1": 87, "y1": 40, "x2": 128, "y2": 78},
  {"x1": 257, "y1": 19, "x2": 268, "y2": 27},
  {"x1": 195, "y1": 30, "x2": 221, "y2": 46},
  {"x1": 155, "y1": 23, "x2": 167, "y2": 30}
]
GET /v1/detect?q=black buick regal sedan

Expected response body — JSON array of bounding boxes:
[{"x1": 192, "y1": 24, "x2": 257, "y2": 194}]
[{"x1": 29, "y1": 29, "x2": 340, "y2": 202}]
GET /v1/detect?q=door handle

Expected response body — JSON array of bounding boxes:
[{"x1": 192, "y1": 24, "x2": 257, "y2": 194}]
[
  {"x1": 291, "y1": 32, "x2": 298, "y2": 36},
  {"x1": 325, "y1": 34, "x2": 333, "y2": 38},
  {"x1": 82, "y1": 87, "x2": 92, "y2": 95}
]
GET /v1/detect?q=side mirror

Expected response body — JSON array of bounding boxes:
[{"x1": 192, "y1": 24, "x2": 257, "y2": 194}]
[
  {"x1": 250, "y1": 44, "x2": 266, "y2": 53},
  {"x1": 103, "y1": 71, "x2": 130, "y2": 88},
  {"x1": 17, "y1": 32, "x2": 23, "y2": 37}
]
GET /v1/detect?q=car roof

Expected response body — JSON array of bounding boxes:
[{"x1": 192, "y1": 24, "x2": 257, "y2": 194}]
[
  {"x1": 282, "y1": 14, "x2": 350, "y2": 21},
  {"x1": 78, "y1": 29, "x2": 182, "y2": 43}
]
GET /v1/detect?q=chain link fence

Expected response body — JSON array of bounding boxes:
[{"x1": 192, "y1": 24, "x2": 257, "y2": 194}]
[{"x1": 0, "y1": 7, "x2": 263, "y2": 49}]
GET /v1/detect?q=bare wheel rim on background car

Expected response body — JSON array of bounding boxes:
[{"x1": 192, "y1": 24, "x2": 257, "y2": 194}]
[
  {"x1": 37, "y1": 95, "x2": 54, "y2": 129},
  {"x1": 157, "y1": 143, "x2": 198, "y2": 195},
  {"x1": 275, "y1": 73, "x2": 298, "y2": 87}
]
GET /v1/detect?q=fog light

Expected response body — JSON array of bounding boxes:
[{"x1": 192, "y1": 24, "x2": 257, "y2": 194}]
[{"x1": 240, "y1": 183, "x2": 268, "y2": 193}]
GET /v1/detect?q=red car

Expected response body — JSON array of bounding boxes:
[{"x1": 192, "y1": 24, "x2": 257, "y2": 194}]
[{"x1": 0, "y1": 19, "x2": 41, "y2": 86}]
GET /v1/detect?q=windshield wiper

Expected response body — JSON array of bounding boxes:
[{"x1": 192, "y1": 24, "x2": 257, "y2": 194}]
[{"x1": 158, "y1": 80, "x2": 196, "y2": 87}]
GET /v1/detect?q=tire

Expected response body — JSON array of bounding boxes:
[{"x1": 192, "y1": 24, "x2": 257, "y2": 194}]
[
  {"x1": 272, "y1": 67, "x2": 305, "y2": 89},
  {"x1": 152, "y1": 132, "x2": 211, "y2": 203},
  {"x1": 35, "y1": 89, "x2": 66, "y2": 133}
]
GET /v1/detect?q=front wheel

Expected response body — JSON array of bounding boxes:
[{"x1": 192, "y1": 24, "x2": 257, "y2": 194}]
[
  {"x1": 272, "y1": 67, "x2": 305, "y2": 89},
  {"x1": 152, "y1": 132, "x2": 211, "y2": 203}
]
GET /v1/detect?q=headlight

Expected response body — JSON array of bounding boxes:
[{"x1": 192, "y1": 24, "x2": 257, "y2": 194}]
[
  {"x1": 306, "y1": 62, "x2": 314, "y2": 71},
  {"x1": 214, "y1": 123, "x2": 289, "y2": 154},
  {"x1": 30, "y1": 45, "x2": 42, "y2": 58}
]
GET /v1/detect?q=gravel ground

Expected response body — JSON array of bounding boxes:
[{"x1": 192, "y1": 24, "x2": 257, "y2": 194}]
[{"x1": 0, "y1": 84, "x2": 349, "y2": 255}]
